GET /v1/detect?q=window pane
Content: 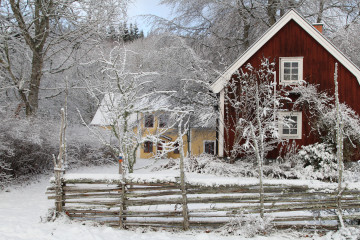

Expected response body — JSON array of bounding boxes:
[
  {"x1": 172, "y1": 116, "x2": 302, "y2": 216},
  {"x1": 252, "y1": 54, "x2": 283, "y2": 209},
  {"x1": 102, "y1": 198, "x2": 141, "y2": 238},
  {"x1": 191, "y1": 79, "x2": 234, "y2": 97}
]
[
  {"x1": 284, "y1": 68, "x2": 290, "y2": 74},
  {"x1": 174, "y1": 143, "x2": 179, "y2": 154},
  {"x1": 145, "y1": 114, "x2": 154, "y2": 128},
  {"x1": 205, "y1": 142, "x2": 215, "y2": 155},
  {"x1": 292, "y1": 62, "x2": 298, "y2": 67},
  {"x1": 292, "y1": 68, "x2": 298, "y2": 74},
  {"x1": 159, "y1": 114, "x2": 168, "y2": 128},
  {"x1": 284, "y1": 62, "x2": 291, "y2": 67},
  {"x1": 283, "y1": 129, "x2": 289, "y2": 134},
  {"x1": 290, "y1": 129, "x2": 297, "y2": 134},
  {"x1": 144, "y1": 141, "x2": 153, "y2": 153},
  {"x1": 291, "y1": 74, "x2": 298, "y2": 80},
  {"x1": 290, "y1": 116, "x2": 297, "y2": 122},
  {"x1": 284, "y1": 74, "x2": 290, "y2": 80}
]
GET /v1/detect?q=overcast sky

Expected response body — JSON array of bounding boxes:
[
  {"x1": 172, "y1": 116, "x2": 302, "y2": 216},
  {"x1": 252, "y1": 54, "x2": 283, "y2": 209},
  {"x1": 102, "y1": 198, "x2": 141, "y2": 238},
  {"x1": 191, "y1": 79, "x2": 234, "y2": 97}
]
[{"x1": 128, "y1": 0, "x2": 172, "y2": 35}]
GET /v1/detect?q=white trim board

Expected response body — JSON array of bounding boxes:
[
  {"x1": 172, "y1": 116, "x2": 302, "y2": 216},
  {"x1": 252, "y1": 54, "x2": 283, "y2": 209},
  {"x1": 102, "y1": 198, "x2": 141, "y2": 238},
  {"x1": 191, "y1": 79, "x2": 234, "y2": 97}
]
[{"x1": 210, "y1": 9, "x2": 360, "y2": 93}]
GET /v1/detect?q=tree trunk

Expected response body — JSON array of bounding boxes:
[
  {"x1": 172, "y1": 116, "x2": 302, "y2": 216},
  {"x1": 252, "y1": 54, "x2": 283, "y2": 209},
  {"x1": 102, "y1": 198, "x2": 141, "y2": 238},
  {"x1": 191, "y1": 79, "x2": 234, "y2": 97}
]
[
  {"x1": 267, "y1": 0, "x2": 279, "y2": 26},
  {"x1": 179, "y1": 116, "x2": 190, "y2": 230},
  {"x1": 10, "y1": 0, "x2": 51, "y2": 117},
  {"x1": 334, "y1": 62, "x2": 344, "y2": 228},
  {"x1": 27, "y1": 51, "x2": 44, "y2": 115}
]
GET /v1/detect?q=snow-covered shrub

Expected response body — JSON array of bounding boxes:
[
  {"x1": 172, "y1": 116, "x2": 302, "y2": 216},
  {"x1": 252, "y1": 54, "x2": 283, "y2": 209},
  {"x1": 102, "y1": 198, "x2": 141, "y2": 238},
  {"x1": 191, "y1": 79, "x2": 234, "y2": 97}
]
[
  {"x1": 0, "y1": 160, "x2": 12, "y2": 189},
  {"x1": 0, "y1": 116, "x2": 58, "y2": 182},
  {"x1": 186, "y1": 154, "x2": 252, "y2": 176},
  {"x1": 0, "y1": 114, "x2": 112, "y2": 187},
  {"x1": 152, "y1": 154, "x2": 257, "y2": 177},
  {"x1": 318, "y1": 103, "x2": 360, "y2": 161},
  {"x1": 296, "y1": 143, "x2": 337, "y2": 181},
  {"x1": 325, "y1": 227, "x2": 360, "y2": 240},
  {"x1": 293, "y1": 84, "x2": 360, "y2": 162},
  {"x1": 344, "y1": 161, "x2": 360, "y2": 182},
  {"x1": 219, "y1": 213, "x2": 274, "y2": 237}
]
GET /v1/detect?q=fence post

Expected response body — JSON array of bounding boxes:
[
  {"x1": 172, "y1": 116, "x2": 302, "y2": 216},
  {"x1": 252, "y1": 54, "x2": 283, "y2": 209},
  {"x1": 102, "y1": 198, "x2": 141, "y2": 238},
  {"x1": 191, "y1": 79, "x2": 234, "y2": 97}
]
[
  {"x1": 119, "y1": 181, "x2": 126, "y2": 229},
  {"x1": 54, "y1": 167, "x2": 64, "y2": 213},
  {"x1": 180, "y1": 171, "x2": 189, "y2": 230}
]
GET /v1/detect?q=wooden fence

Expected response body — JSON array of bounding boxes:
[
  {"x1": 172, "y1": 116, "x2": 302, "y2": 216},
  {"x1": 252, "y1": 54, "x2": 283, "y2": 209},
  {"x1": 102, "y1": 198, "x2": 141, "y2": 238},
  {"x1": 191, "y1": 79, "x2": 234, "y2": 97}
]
[{"x1": 47, "y1": 174, "x2": 360, "y2": 230}]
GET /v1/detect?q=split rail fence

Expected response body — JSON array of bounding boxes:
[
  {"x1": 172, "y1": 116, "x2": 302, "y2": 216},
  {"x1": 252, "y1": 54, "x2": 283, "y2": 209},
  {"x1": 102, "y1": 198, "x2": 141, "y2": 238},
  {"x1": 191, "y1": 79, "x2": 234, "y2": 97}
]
[{"x1": 47, "y1": 174, "x2": 360, "y2": 230}]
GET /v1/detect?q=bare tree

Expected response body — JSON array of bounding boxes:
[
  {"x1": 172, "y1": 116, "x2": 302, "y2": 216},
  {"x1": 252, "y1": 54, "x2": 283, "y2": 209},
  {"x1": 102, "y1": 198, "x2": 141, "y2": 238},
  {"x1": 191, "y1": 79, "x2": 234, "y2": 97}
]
[
  {"x1": 0, "y1": 0, "x2": 129, "y2": 116},
  {"x1": 224, "y1": 58, "x2": 289, "y2": 162},
  {"x1": 151, "y1": 0, "x2": 305, "y2": 65},
  {"x1": 334, "y1": 62, "x2": 344, "y2": 227},
  {"x1": 83, "y1": 43, "x2": 180, "y2": 173}
]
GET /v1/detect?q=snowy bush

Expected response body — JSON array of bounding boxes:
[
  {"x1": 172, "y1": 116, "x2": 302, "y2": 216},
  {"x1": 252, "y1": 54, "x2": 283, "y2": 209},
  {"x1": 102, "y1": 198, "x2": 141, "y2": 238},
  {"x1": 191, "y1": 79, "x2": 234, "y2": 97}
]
[
  {"x1": 152, "y1": 154, "x2": 257, "y2": 177},
  {"x1": 344, "y1": 161, "x2": 360, "y2": 182},
  {"x1": 0, "y1": 115, "x2": 113, "y2": 187},
  {"x1": 219, "y1": 213, "x2": 274, "y2": 237},
  {"x1": 0, "y1": 116, "x2": 58, "y2": 182},
  {"x1": 325, "y1": 227, "x2": 360, "y2": 240},
  {"x1": 0, "y1": 160, "x2": 12, "y2": 190},
  {"x1": 318, "y1": 103, "x2": 360, "y2": 161},
  {"x1": 296, "y1": 143, "x2": 337, "y2": 181},
  {"x1": 293, "y1": 84, "x2": 360, "y2": 162}
]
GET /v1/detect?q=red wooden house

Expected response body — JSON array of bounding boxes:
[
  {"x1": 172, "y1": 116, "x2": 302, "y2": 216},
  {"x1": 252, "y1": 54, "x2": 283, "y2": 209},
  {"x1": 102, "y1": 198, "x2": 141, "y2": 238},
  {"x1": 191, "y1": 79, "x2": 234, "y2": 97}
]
[{"x1": 211, "y1": 9, "x2": 360, "y2": 159}]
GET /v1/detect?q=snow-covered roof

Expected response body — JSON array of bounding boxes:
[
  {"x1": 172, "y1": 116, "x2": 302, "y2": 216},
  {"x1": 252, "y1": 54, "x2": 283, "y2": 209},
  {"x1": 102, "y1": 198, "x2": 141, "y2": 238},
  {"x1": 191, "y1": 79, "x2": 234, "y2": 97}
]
[
  {"x1": 90, "y1": 93, "x2": 171, "y2": 126},
  {"x1": 211, "y1": 9, "x2": 360, "y2": 93},
  {"x1": 192, "y1": 110, "x2": 217, "y2": 129},
  {"x1": 91, "y1": 93, "x2": 217, "y2": 129}
]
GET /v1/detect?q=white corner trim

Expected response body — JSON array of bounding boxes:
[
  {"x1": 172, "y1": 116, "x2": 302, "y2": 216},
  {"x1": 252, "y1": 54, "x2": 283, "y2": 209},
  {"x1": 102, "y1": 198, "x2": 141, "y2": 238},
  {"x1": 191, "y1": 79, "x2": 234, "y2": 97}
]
[
  {"x1": 210, "y1": 9, "x2": 360, "y2": 93},
  {"x1": 218, "y1": 89, "x2": 225, "y2": 157}
]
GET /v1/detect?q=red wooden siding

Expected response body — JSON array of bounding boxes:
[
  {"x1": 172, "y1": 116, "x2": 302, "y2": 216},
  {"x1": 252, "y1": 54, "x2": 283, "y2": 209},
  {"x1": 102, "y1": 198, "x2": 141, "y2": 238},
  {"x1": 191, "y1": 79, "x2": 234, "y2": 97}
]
[{"x1": 224, "y1": 20, "x2": 360, "y2": 159}]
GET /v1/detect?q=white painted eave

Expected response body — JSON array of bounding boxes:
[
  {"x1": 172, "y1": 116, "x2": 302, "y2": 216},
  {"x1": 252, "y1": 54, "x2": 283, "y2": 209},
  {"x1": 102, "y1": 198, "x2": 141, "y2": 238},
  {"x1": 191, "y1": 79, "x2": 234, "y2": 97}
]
[{"x1": 210, "y1": 9, "x2": 360, "y2": 93}]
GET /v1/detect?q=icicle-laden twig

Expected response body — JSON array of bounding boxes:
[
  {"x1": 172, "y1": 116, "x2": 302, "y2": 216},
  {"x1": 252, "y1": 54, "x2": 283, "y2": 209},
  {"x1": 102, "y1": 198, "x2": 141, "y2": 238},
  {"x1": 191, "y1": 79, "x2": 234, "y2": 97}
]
[{"x1": 334, "y1": 62, "x2": 345, "y2": 228}]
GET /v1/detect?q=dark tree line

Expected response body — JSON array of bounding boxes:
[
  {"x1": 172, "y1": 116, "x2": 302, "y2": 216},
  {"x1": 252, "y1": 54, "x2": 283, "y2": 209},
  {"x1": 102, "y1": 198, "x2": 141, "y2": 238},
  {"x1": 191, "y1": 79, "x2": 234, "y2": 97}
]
[{"x1": 107, "y1": 22, "x2": 145, "y2": 42}]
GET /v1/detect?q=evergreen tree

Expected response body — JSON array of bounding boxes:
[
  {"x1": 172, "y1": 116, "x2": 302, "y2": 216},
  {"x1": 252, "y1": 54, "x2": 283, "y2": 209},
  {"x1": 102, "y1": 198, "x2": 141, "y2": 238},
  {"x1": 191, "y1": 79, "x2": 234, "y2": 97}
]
[{"x1": 122, "y1": 22, "x2": 130, "y2": 42}]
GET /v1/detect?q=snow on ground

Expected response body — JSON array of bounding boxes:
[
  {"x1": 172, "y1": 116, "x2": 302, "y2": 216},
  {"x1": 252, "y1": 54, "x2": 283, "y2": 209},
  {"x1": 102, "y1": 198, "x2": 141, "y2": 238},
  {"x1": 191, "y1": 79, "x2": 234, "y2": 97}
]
[{"x1": 0, "y1": 159, "x2": 358, "y2": 240}]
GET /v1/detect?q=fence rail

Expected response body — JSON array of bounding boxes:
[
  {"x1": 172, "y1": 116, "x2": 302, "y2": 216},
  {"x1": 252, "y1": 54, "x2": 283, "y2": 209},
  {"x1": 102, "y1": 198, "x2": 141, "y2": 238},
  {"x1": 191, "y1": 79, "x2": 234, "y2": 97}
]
[{"x1": 47, "y1": 174, "x2": 360, "y2": 230}]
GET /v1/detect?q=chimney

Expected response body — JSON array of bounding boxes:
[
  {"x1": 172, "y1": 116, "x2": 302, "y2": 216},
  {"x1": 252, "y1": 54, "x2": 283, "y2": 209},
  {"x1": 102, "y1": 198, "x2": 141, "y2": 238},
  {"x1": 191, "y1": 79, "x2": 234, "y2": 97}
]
[{"x1": 313, "y1": 23, "x2": 324, "y2": 33}]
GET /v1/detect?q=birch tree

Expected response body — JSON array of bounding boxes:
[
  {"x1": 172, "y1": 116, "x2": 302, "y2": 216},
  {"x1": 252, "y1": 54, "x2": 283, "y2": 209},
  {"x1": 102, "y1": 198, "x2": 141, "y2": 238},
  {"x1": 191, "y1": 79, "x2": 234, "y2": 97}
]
[
  {"x1": 224, "y1": 59, "x2": 289, "y2": 162},
  {"x1": 83, "y1": 43, "x2": 178, "y2": 173},
  {"x1": 334, "y1": 62, "x2": 344, "y2": 227}
]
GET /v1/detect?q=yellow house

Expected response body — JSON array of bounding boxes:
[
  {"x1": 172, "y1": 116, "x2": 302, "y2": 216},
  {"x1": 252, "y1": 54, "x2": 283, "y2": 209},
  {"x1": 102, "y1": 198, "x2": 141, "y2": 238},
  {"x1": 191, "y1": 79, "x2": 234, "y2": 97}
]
[
  {"x1": 135, "y1": 112, "x2": 216, "y2": 159},
  {"x1": 91, "y1": 94, "x2": 217, "y2": 159}
]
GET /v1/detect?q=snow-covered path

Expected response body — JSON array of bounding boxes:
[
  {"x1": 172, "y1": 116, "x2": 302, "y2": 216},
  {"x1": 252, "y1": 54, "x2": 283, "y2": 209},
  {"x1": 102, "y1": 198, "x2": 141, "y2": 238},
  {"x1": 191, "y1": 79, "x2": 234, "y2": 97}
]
[{"x1": 0, "y1": 163, "x2": 355, "y2": 240}]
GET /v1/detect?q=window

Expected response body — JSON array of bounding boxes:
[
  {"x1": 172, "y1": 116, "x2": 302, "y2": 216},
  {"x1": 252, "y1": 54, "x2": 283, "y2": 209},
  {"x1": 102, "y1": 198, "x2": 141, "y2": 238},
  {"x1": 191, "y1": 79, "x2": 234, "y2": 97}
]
[
  {"x1": 278, "y1": 112, "x2": 302, "y2": 139},
  {"x1": 280, "y1": 57, "x2": 303, "y2": 84},
  {"x1": 204, "y1": 141, "x2": 215, "y2": 155},
  {"x1": 144, "y1": 114, "x2": 154, "y2": 128},
  {"x1": 144, "y1": 141, "x2": 153, "y2": 153},
  {"x1": 158, "y1": 114, "x2": 168, "y2": 128},
  {"x1": 173, "y1": 142, "x2": 179, "y2": 154}
]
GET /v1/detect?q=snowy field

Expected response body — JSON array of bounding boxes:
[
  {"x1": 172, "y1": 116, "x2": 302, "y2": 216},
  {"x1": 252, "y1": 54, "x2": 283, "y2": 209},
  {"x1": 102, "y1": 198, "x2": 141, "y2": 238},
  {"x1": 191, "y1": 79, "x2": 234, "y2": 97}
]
[{"x1": 0, "y1": 159, "x2": 358, "y2": 240}]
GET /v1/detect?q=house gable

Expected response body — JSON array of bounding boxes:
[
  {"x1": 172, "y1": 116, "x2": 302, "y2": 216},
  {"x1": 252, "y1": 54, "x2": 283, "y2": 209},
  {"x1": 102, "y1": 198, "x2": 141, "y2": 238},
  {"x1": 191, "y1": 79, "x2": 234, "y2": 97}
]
[{"x1": 211, "y1": 9, "x2": 360, "y2": 94}]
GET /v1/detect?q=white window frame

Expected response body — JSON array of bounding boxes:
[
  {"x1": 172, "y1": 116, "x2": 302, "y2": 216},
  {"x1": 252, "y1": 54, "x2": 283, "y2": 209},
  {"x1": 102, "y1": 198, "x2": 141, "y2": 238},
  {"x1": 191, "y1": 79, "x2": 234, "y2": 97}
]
[
  {"x1": 203, "y1": 140, "x2": 216, "y2": 155},
  {"x1": 278, "y1": 111, "x2": 302, "y2": 139},
  {"x1": 279, "y1": 57, "x2": 303, "y2": 85}
]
